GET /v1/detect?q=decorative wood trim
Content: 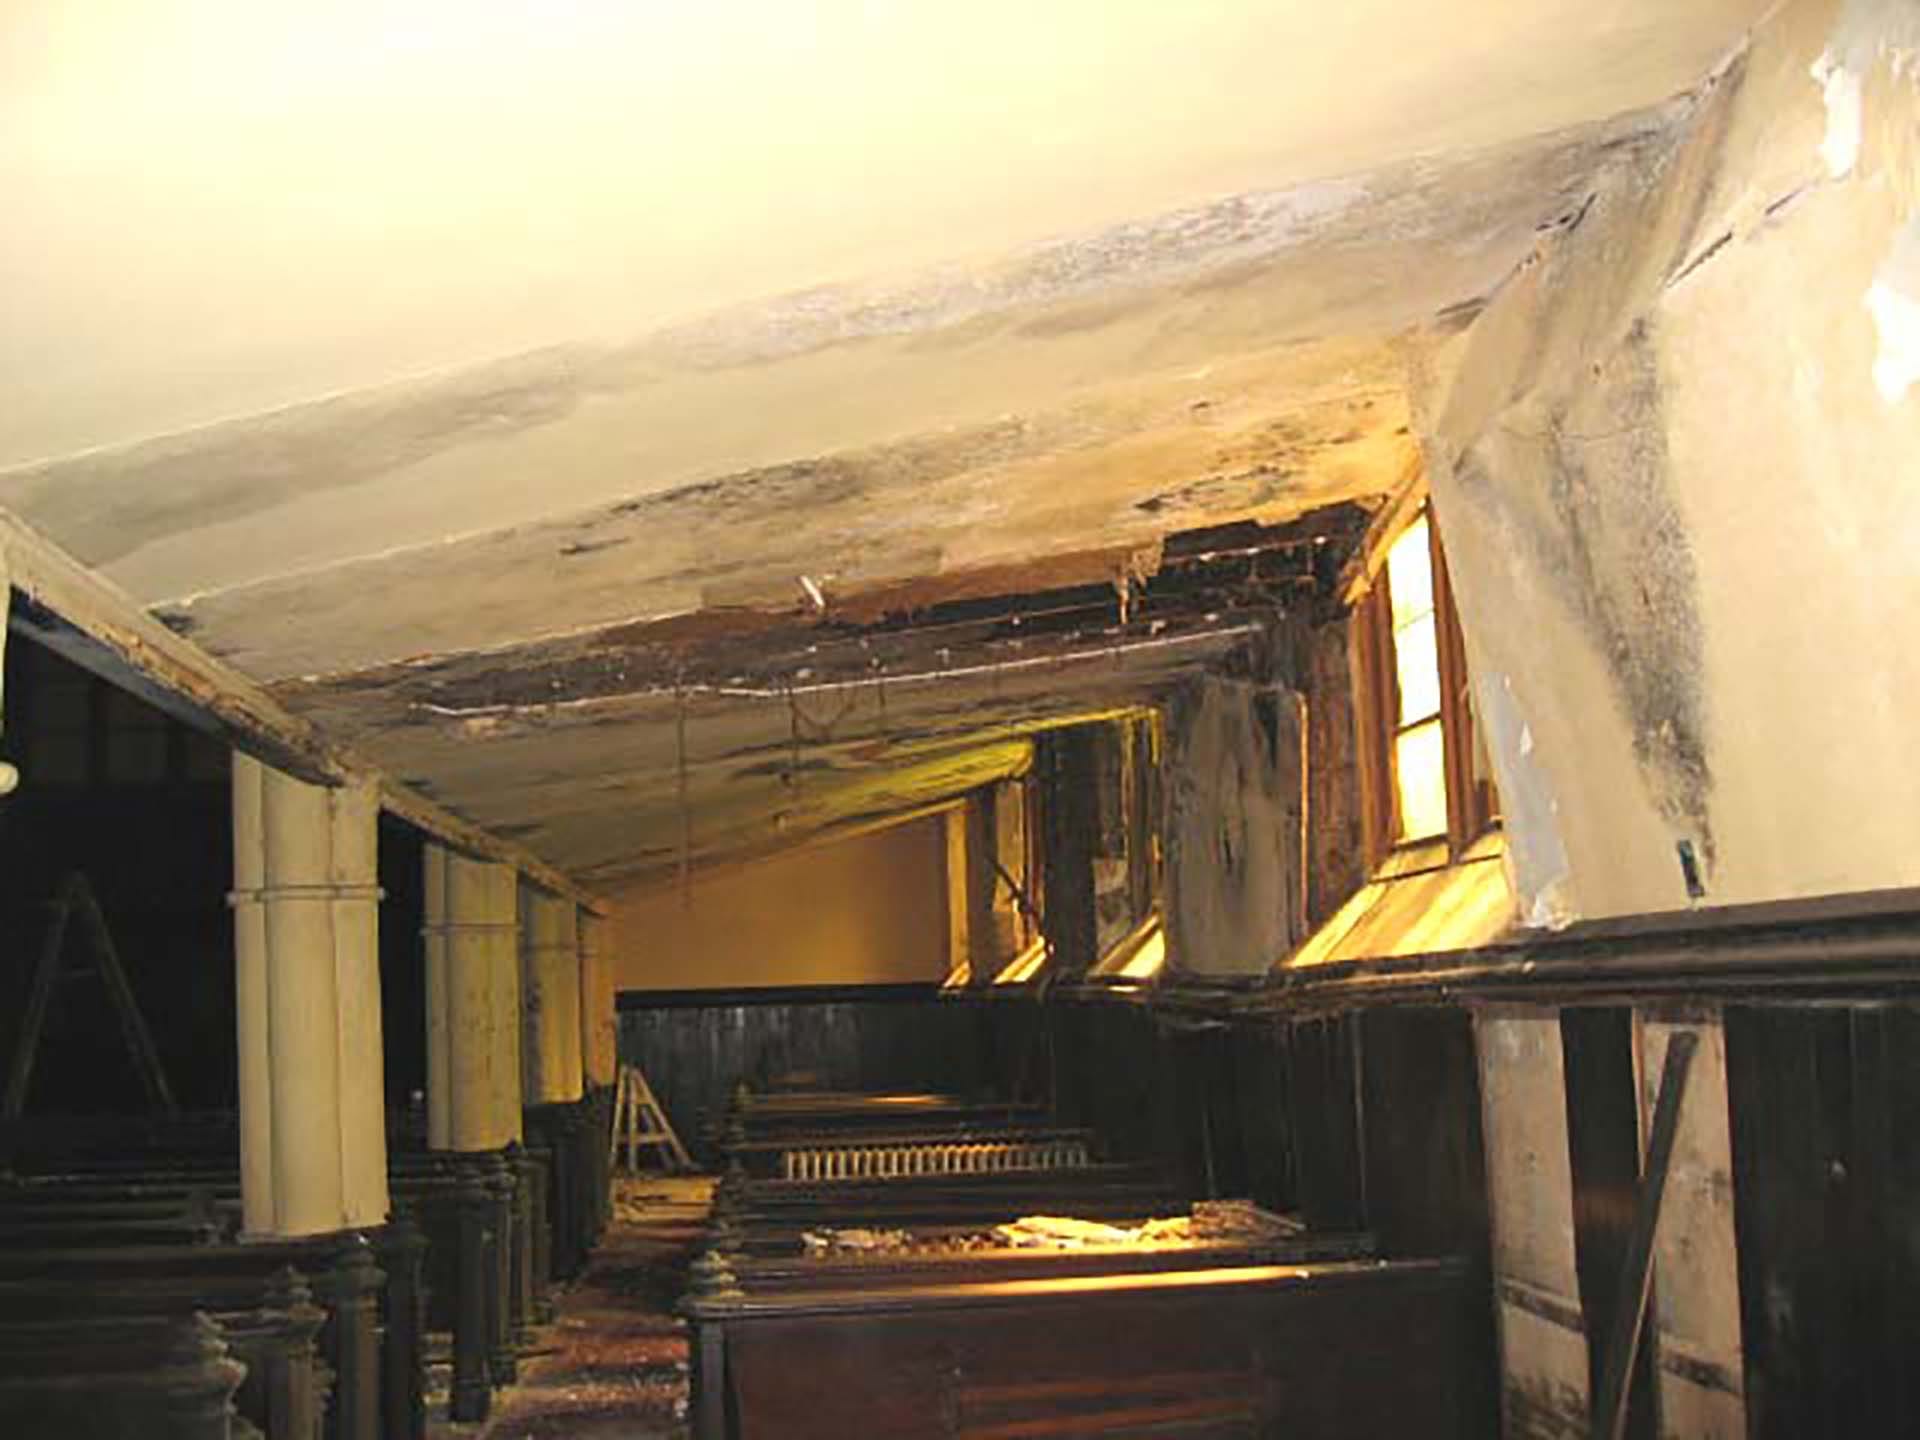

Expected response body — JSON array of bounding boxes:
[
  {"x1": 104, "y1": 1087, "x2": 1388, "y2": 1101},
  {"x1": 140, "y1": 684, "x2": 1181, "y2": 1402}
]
[
  {"x1": 1350, "y1": 581, "x2": 1398, "y2": 872},
  {"x1": 1430, "y1": 514, "x2": 1493, "y2": 856},
  {"x1": 616, "y1": 982, "x2": 948, "y2": 1010},
  {"x1": 1156, "y1": 890, "x2": 1920, "y2": 1013}
]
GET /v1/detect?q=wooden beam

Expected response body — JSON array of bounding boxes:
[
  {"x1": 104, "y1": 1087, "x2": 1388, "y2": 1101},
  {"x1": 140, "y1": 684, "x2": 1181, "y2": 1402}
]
[
  {"x1": 1037, "y1": 726, "x2": 1100, "y2": 977},
  {"x1": 1590, "y1": 1029, "x2": 1697, "y2": 1440},
  {"x1": 0, "y1": 507, "x2": 601, "y2": 909}
]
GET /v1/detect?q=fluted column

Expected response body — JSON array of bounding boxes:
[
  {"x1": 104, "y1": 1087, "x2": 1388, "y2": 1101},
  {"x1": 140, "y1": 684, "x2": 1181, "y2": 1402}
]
[
  {"x1": 423, "y1": 846, "x2": 521, "y2": 1151},
  {"x1": 231, "y1": 757, "x2": 389, "y2": 1236},
  {"x1": 521, "y1": 888, "x2": 583, "y2": 1104}
]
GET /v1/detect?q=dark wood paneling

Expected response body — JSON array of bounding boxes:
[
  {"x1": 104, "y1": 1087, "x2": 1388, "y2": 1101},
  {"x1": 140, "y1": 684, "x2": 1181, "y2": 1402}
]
[
  {"x1": 1560, "y1": 1006, "x2": 1655, "y2": 1440},
  {"x1": 617, "y1": 992, "x2": 994, "y2": 1162},
  {"x1": 1355, "y1": 1006, "x2": 1498, "y2": 1432},
  {"x1": 1232, "y1": 1018, "x2": 1295, "y2": 1213},
  {"x1": 1727, "y1": 1004, "x2": 1920, "y2": 1440},
  {"x1": 1282, "y1": 1014, "x2": 1365, "y2": 1232}
]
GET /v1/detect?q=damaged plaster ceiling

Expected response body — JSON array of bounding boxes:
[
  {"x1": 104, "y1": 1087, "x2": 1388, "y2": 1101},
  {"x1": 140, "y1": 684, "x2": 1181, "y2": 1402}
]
[{"x1": 0, "y1": 0, "x2": 1772, "y2": 889}]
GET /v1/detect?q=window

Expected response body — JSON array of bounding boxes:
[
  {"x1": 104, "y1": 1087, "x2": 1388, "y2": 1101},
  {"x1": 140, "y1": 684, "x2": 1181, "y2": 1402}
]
[
  {"x1": 1352, "y1": 506, "x2": 1497, "y2": 870},
  {"x1": 949, "y1": 713, "x2": 1167, "y2": 989},
  {"x1": 1385, "y1": 516, "x2": 1446, "y2": 843}
]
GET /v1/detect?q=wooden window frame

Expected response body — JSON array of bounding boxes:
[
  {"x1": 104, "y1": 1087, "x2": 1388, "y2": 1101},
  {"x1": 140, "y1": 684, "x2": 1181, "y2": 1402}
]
[{"x1": 1351, "y1": 507, "x2": 1496, "y2": 872}]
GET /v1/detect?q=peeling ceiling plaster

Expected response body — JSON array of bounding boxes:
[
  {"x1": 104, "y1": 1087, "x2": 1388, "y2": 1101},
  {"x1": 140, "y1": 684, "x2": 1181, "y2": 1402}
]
[{"x1": 0, "y1": 2, "x2": 1771, "y2": 882}]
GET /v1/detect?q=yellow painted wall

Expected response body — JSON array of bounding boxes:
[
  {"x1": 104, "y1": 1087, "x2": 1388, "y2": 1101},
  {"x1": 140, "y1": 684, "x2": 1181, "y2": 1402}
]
[{"x1": 608, "y1": 816, "x2": 951, "y2": 991}]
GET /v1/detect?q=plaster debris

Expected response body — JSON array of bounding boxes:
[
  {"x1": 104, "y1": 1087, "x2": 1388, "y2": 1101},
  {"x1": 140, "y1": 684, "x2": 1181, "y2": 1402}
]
[
  {"x1": 1810, "y1": 50, "x2": 1864, "y2": 178},
  {"x1": 1475, "y1": 674, "x2": 1575, "y2": 931}
]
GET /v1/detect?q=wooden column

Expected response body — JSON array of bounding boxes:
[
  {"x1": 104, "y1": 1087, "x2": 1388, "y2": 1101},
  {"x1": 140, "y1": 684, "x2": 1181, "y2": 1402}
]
[
  {"x1": 521, "y1": 888, "x2": 583, "y2": 1105},
  {"x1": 0, "y1": 543, "x2": 10, "y2": 734},
  {"x1": 958, "y1": 790, "x2": 1001, "y2": 985},
  {"x1": 944, "y1": 806, "x2": 972, "y2": 981},
  {"x1": 487, "y1": 870, "x2": 524, "y2": 1143},
  {"x1": 1037, "y1": 728, "x2": 1099, "y2": 977},
  {"x1": 423, "y1": 846, "x2": 522, "y2": 1151},
  {"x1": 579, "y1": 910, "x2": 617, "y2": 1091},
  {"x1": 231, "y1": 757, "x2": 389, "y2": 1236}
]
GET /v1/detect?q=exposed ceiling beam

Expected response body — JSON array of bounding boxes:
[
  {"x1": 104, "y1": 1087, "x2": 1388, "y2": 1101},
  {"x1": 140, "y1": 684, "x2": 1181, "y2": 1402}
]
[{"x1": 0, "y1": 506, "x2": 603, "y2": 909}]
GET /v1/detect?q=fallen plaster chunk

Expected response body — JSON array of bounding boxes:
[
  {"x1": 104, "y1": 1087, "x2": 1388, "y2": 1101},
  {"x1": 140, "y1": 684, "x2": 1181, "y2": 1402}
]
[
  {"x1": 1810, "y1": 50, "x2": 1863, "y2": 178},
  {"x1": 1475, "y1": 672, "x2": 1575, "y2": 931}
]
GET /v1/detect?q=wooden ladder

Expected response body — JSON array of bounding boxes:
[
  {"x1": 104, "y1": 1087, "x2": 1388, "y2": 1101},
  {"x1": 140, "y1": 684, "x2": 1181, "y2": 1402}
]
[
  {"x1": 3, "y1": 872, "x2": 178, "y2": 1121},
  {"x1": 610, "y1": 1062, "x2": 692, "y2": 1175}
]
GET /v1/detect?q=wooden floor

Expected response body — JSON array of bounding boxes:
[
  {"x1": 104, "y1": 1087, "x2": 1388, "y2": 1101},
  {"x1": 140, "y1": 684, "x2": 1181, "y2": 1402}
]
[{"x1": 433, "y1": 1177, "x2": 713, "y2": 1440}]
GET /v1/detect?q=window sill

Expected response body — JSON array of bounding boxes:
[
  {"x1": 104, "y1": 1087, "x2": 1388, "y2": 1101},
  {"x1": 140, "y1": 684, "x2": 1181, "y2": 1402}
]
[{"x1": 1283, "y1": 832, "x2": 1513, "y2": 970}]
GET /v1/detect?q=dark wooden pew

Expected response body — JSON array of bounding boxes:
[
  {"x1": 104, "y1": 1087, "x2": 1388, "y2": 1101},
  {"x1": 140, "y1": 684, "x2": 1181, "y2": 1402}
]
[
  {"x1": 0, "y1": 1091, "x2": 611, "y2": 1432},
  {"x1": 0, "y1": 1311, "x2": 248, "y2": 1440},
  {"x1": 0, "y1": 1260, "x2": 326, "y2": 1440},
  {"x1": 0, "y1": 1207, "x2": 423, "y2": 1440},
  {"x1": 685, "y1": 1256, "x2": 1476, "y2": 1440},
  {"x1": 0, "y1": 1234, "x2": 393, "y2": 1440},
  {"x1": 728, "y1": 1093, "x2": 1048, "y2": 1145},
  {"x1": 727, "y1": 1226, "x2": 1377, "y2": 1294},
  {"x1": 717, "y1": 1163, "x2": 1185, "y2": 1240},
  {"x1": 4, "y1": 1151, "x2": 503, "y2": 1426}
]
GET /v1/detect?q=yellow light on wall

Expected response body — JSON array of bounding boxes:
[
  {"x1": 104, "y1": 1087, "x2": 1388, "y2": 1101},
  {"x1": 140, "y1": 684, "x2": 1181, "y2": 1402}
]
[
  {"x1": 994, "y1": 938, "x2": 1049, "y2": 985},
  {"x1": 1115, "y1": 925, "x2": 1166, "y2": 979},
  {"x1": 1089, "y1": 914, "x2": 1167, "y2": 981}
]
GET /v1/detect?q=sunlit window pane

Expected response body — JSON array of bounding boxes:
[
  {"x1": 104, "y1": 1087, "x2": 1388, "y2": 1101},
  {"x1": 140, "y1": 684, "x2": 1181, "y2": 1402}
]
[
  {"x1": 1394, "y1": 612, "x2": 1440, "y2": 725},
  {"x1": 1387, "y1": 517, "x2": 1434, "y2": 628},
  {"x1": 1395, "y1": 718, "x2": 1448, "y2": 841}
]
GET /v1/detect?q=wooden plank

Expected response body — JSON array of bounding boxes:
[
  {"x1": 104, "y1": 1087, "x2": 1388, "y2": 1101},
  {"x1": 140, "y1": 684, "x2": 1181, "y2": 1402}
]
[
  {"x1": 1035, "y1": 727, "x2": 1098, "y2": 978},
  {"x1": 1635, "y1": 1013, "x2": 1746, "y2": 1438},
  {"x1": 1474, "y1": 1005, "x2": 1589, "y2": 1437},
  {"x1": 1591, "y1": 1027, "x2": 1694, "y2": 1440},
  {"x1": 1560, "y1": 1007, "x2": 1656, "y2": 1440}
]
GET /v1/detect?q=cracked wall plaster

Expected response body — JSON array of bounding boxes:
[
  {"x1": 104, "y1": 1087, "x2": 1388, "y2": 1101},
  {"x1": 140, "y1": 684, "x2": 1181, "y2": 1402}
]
[{"x1": 1420, "y1": 0, "x2": 1920, "y2": 922}]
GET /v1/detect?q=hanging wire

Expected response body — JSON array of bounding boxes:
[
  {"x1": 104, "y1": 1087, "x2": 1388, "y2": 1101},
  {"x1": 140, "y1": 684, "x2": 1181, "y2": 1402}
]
[
  {"x1": 675, "y1": 678, "x2": 692, "y2": 910},
  {"x1": 784, "y1": 678, "x2": 800, "y2": 790}
]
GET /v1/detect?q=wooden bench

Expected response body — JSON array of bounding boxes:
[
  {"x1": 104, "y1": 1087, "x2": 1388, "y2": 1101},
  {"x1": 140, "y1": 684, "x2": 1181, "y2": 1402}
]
[
  {"x1": 0, "y1": 1311, "x2": 248, "y2": 1440},
  {"x1": 728, "y1": 1093, "x2": 1048, "y2": 1145},
  {"x1": 0, "y1": 1232, "x2": 398, "y2": 1440},
  {"x1": 726, "y1": 1226, "x2": 1377, "y2": 1294},
  {"x1": 714, "y1": 1163, "x2": 1185, "y2": 1248},
  {"x1": 0, "y1": 1192, "x2": 426, "y2": 1438},
  {"x1": 4, "y1": 1148, "x2": 512, "y2": 1425},
  {"x1": 685, "y1": 1257, "x2": 1475, "y2": 1439}
]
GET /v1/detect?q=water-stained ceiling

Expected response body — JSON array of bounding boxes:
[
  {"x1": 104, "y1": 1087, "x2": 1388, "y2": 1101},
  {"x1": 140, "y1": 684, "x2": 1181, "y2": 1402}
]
[{"x1": 0, "y1": 0, "x2": 1773, "y2": 888}]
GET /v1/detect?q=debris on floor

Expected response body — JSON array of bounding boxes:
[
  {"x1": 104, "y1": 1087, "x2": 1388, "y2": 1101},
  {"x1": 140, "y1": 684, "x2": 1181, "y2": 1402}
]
[
  {"x1": 799, "y1": 1198, "x2": 1303, "y2": 1256},
  {"x1": 432, "y1": 1176, "x2": 712, "y2": 1440}
]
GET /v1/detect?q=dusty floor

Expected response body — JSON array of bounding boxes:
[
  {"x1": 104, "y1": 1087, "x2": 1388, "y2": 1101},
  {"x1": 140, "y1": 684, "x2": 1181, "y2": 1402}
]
[{"x1": 432, "y1": 1176, "x2": 713, "y2": 1440}]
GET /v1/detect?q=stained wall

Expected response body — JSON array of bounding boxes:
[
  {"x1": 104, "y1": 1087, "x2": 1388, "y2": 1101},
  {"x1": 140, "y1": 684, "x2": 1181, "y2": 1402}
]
[{"x1": 1419, "y1": 0, "x2": 1920, "y2": 924}]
